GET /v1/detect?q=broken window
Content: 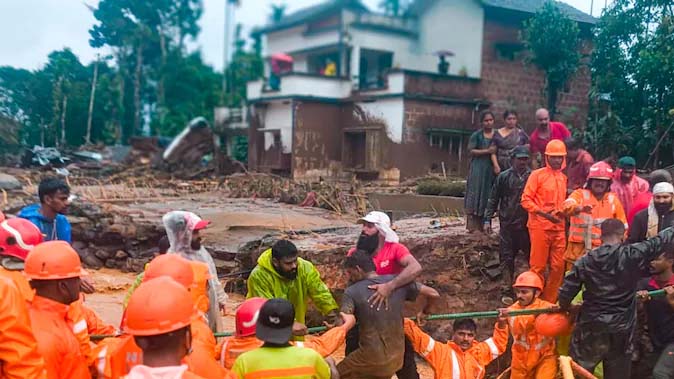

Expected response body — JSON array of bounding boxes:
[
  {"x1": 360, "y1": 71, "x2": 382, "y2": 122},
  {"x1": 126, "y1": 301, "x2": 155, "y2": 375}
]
[
  {"x1": 426, "y1": 128, "x2": 470, "y2": 161},
  {"x1": 359, "y1": 49, "x2": 393, "y2": 90}
]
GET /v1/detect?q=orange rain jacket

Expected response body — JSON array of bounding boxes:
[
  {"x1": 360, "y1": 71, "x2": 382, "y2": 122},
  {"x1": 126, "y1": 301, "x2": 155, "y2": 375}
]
[
  {"x1": 184, "y1": 316, "x2": 232, "y2": 379},
  {"x1": 403, "y1": 318, "x2": 507, "y2": 379},
  {"x1": 28, "y1": 295, "x2": 91, "y2": 379},
  {"x1": 504, "y1": 298, "x2": 558, "y2": 379},
  {"x1": 67, "y1": 296, "x2": 117, "y2": 366},
  {"x1": 521, "y1": 162, "x2": 567, "y2": 232},
  {"x1": 217, "y1": 327, "x2": 347, "y2": 369},
  {"x1": 562, "y1": 189, "x2": 626, "y2": 258},
  {"x1": 0, "y1": 277, "x2": 46, "y2": 379},
  {"x1": 0, "y1": 266, "x2": 33, "y2": 302}
]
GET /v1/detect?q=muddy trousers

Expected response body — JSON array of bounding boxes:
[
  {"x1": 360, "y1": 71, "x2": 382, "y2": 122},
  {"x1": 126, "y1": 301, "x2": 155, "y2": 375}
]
[
  {"x1": 345, "y1": 325, "x2": 419, "y2": 379},
  {"x1": 499, "y1": 225, "x2": 530, "y2": 276},
  {"x1": 570, "y1": 326, "x2": 632, "y2": 379},
  {"x1": 653, "y1": 343, "x2": 674, "y2": 379},
  {"x1": 528, "y1": 229, "x2": 565, "y2": 303}
]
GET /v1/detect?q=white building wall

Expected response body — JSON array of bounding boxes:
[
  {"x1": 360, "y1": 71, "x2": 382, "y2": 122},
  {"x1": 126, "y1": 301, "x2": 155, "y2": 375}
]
[
  {"x1": 263, "y1": 102, "x2": 293, "y2": 154},
  {"x1": 266, "y1": 26, "x2": 340, "y2": 56},
  {"x1": 355, "y1": 98, "x2": 405, "y2": 143},
  {"x1": 347, "y1": 28, "x2": 417, "y2": 71},
  {"x1": 416, "y1": 0, "x2": 484, "y2": 77}
]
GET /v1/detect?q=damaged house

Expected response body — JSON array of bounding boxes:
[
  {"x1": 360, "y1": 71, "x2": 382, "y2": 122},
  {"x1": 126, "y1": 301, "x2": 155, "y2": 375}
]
[{"x1": 244, "y1": 0, "x2": 595, "y2": 182}]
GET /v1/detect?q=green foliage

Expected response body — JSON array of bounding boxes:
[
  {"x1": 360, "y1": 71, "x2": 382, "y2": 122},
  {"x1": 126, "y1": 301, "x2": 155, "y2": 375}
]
[
  {"x1": 522, "y1": 2, "x2": 581, "y2": 117},
  {"x1": 269, "y1": 3, "x2": 286, "y2": 23},
  {"x1": 416, "y1": 180, "x2": 466, "y2": 197},
  {"x1": 232, "y1": 135, "x2": 248, "y2": 163},
  {"x1": 589, "y1": 0, "x2": 674, "y2": 167},
  {"x1": 378, "y1": 0, "x2": 409, "y2": 16},
  {"x1": 224, "y1": 25, "x2": 264, "y2": 107}
]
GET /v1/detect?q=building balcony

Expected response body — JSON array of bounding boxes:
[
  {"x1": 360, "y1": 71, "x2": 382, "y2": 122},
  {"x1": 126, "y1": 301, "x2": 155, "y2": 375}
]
[{"x1": 247, "y1": 72, "x2": 353, "y2": 101}]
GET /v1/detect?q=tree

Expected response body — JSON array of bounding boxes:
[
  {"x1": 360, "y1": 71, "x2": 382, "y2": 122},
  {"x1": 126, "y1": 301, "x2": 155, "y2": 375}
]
[
  {"x1": 269, "y1": 3, "x2": 286, "y2": 23},
  {"x1": 379, "y1": 0, "x2": 408, "y2": 16},
  {"x1": 522, "y1": 1, "x2": 581, "y2": 118},
  {"x1": 588, "y1": 0, "x2": 674, "y2": 167},
  {"x1": 224, "y1": 25, "x2": 264, "y2": 107}
]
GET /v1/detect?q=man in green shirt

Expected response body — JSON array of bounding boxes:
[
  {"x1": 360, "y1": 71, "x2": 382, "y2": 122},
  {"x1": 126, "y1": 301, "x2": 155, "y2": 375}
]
[
  {"x1": 247, "y1": 240, "x2": 340, "y2": 337},
  {"x1": 232, "y1": 298, "x2": 332, "y2": 379}
]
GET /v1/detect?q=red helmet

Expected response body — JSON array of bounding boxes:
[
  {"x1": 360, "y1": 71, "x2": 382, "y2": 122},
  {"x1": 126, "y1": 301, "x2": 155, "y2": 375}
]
[
  {"x1": 587, "y1": 161, "x2": 613, "y2": 181},
  {"x1": 235, "y1": 297, "x2": 267, "y2": 337},
  {"x1": 0, "y1": 218, "x2": 44, "y2": 261}
]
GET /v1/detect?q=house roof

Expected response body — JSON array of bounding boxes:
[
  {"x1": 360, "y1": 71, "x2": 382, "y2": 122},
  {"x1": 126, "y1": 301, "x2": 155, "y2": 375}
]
[
  {"x1": 409, "y1": 0, "x2": 596, "y2": 25},
  {"x1": 253, "y1": 0, "x2": 369, "y2": 35}
]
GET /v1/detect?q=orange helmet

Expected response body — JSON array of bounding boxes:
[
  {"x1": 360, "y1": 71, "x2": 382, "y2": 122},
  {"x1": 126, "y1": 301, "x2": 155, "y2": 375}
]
[
  {"x1": 142, "y1": 254, "x2": 194, "y2": 289},
  {"x1": 587, "y1": 161, "x2": 613, "y2": 181},
  {"x1": 513, "y1": 271, "x2": 544, "y2": 291},
  {"x1": 534, "y1": 313, "x2": 572, "y2": 337},
  {"x1": 24, "y1": 241, "x2": 87, "y2": 280},
  {"x1": 124, "y1": 276, "x2": 197, "y2": 336},
  {"x1": 544, "y1": 139, "x2": 567, "y2": 156},
  {"x1": 0, "y1": 218, "x2": 44, "y2": 261},
  {"x1": 235, "y1": 297, "x2": 268, "y2": 337}
]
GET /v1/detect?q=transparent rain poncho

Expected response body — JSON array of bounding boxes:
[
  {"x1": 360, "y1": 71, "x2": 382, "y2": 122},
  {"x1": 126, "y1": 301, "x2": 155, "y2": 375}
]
[{"x1": 162, "y1": 211, "x2": 227, "y2": 332}]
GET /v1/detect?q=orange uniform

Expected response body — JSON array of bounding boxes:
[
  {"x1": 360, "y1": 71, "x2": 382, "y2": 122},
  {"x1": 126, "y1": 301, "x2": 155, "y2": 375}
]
[
  {"x1": 0, "y1": 266, "x2": 33, "y2": 302},
  {"x1": 217, "y1": 327, "x2": 347, "y2": 369},
  {"x1": 0, "y1": 277, "x2": 46, "y2": 379},
  {"x1": 67, "y1": 296, "x2": 117, "y2": 366},
  {"x1": 185, "y1": 317, "x2": 230, "y2": 379},
  {"x1": 505, "y1": 298, "x2": 558, "y2": 379},
  {"x1": 562, "y1": 189, "x2": 626, "y2": 264},
  {"x1": 521, "y1": 162, "x2": 567, "y2": 303},
  {"x1": 28, "y1": 295, "x2": 91, "y2": 379},
  {"x1": 403, "y1": 318, "x2": 507, "y2": 379}
]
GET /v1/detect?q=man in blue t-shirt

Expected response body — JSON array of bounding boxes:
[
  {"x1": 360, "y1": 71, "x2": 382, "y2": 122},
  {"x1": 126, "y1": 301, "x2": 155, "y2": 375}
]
[{"x1": 19, "y1": 176, "x2": 72, "y2": 242}]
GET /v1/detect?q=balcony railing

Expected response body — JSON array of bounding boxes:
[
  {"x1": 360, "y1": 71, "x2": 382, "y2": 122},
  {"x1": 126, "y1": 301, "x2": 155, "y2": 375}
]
[{"x1": 247, "y1": 73, "x2": 353, "y2": 101}]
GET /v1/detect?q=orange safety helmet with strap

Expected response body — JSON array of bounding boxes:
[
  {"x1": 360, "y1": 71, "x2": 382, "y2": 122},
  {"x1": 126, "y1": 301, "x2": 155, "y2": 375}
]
[
  {"x1": 544, "y1": 139, "x2": 567, "y2": 156},
  {"x1": 534, "y1": 313, "x2": 572, "y2": 337},
  {"x1": 513, "y1": 271, "x2": 544, "y2": 292},
  {"x1": 143, "y1": 254, "x2": 194, "y2": 288},
  {"x1": 0, "y1": 217, "x2": 44, "y2": 261},
  {"x1": 587, "y1": 161, "x2": 613, "y2": 181},
  {"x1": 24, "y1": 240, "x2": 88, "y2": 280},
  {"x1": 236, "y1": 297, "x2": 267, "y2": 337},
  {"x1": 124, "y1": 276, "x2": 198, "y2": 336}
]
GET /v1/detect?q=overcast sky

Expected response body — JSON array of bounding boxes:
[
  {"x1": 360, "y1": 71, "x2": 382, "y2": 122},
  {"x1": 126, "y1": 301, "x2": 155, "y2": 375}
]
[{"x1": 0, "y1": 0, "x2": 607, "y2": 71}]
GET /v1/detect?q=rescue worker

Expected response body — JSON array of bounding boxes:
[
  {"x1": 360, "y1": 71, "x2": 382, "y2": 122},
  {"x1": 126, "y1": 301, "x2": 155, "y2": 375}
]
[
  {"x1": 564, "y1": 137, "x2": 594, "y2": 192},
  {"x1": 0, "y1": 276, "x2": 47, "y2": 379},
  {"x1": 484, "y1": 145, "x2": 531, "y2": 298},
  {"x1": 521, "y1": 139, "x2": 568, "y2": 302},
  {"x1": 124, "y1": 276, "x2": 214, "y2": 379},
  {"x1": 246, "y1": 239, "x2": 340, "y2": 338},
  {"x1": 610, "y1": 156, "x2": 649, "y2": 216},
  {"x1": 122, "y1": 235, "x2": 171, "y2": 308},
  {"x1": 629, "y1": 182, "x2": 674, "y2": 243},
  {"x1": 18, "y1": 177, "x2": 72, "y2": 242},
  {"x1": 562, "y1": 161, "x2": 626, "y2": 269},
  {"x1": 559, "y1": 219, "x2": 674, "y2": 377},
  {"x1": 0, "y1": 216, "x2": 44, "y2": 300},
  {"x1": 163, "y1": 211, "x2": 227, "y2": 332},
  {"x1": 218, "y1": 297, "x2": 356, "y2": 369},
  {"x1": 24, "y1": 241, "x2": 91, "y2": 379},
  {"x1": 628, "y1": 169, "x2": 673, "y2": 226},
  {"x1": 402, "y1": 316, "x2": 508, "y2": 379},
  {"x1": 499, "y1": 271, "x2": 558, "y2": 379},
  {"x1": 349, "y1": 211, "x2": 423, "y2": 379},
  {"x1": 232, "y1": 298, "x2": 332, "y2": 379},
  {"x1": 337, "y1": 250, "x2": 440, "y2": 379},
  {"x1": 637, "y1": 249, "x2": 674, "y2": 379}
]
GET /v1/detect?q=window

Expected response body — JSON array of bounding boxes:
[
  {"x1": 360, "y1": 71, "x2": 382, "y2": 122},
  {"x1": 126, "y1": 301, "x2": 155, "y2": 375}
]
[
  {"x1": 495, "y1": 43, "x2": 524, "y2": 61},
  {"x1": 429, "y1": 133, "x2": 463, "y2": 154}
]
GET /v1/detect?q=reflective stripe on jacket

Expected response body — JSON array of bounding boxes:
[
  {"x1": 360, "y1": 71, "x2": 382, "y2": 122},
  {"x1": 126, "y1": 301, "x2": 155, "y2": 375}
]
[{"x1": 563, "y1": 189, "x2": 627, "y2": 249}]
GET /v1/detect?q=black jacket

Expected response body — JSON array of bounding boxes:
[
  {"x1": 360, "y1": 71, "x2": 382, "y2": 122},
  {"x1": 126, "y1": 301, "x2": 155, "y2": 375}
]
[
  {"x1": 559, "y1": 227, "x2": 674, "y2": 332},
  {"x1": 628, "y1": 207, "x2": 674, "y2": 243},
  {"x1": 484, "y1": 167, "x2": 531, "y2": 228}
]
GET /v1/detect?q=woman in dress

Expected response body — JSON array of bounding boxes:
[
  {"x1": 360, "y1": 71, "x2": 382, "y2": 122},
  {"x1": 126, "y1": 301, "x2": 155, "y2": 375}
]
[
  {"x1": 464, "y1": 111, "x2": 498, "y2": 232},
  {"x1": 491, "y1": 110, "x2": 530, "y2": 173}
]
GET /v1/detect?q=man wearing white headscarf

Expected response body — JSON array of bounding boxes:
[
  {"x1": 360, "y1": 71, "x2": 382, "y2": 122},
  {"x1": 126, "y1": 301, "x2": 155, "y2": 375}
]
[
  {"x1": 162, "y1": 210, "x2": 228, "y2": 332},
  {"x1": 347, "y1": 211, "x2": 423, "y2": 379},
  {"x1": 629, "y1": 182, "x2": 674, "y2": 243}
]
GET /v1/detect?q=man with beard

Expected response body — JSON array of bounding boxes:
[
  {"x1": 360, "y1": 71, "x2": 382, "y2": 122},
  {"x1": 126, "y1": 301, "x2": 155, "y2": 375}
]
[
  {"x1": 637, "y1": 250, "x2": 674, "y2": 379},
  {"x1": 163, "y1": 210, "x2": 228, "y2": 332},
  {"x1": 611, "y1": 156, "x2": 649, "y2": 216},
  {"x1": 19, "y1": 176, "x2": 72, "y2": 242},
  {"x1": 347, "y1": 211, "x2": 423, "y2": 379},
  {"x1": 628, "y1": 170, "x2": 673, "y2": 227},
  {"x1": 247, "y1": 239, "x2": 340, "y2": 339},
  {"x1": 629, "y1": 182, "x2": 674, "y2": 243},
  {"x1": 559, "y1": 219, "x2": 674, "y2": 378}
]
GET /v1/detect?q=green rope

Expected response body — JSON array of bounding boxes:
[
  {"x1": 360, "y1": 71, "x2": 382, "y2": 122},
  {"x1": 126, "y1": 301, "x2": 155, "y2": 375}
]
[{"x1": 89, "y1": 288, "x2": 669, "y2": 341}]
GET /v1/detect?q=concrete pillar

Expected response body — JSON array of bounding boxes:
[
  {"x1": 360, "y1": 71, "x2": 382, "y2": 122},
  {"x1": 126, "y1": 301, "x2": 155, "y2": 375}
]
[{"x1": 350, "y1": 45, "x2": 360, "y2": 90}]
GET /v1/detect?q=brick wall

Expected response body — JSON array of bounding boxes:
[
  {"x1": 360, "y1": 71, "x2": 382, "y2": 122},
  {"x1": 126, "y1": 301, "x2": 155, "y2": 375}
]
[{"x1": 480, "y1": 18, "x2": 591, "y2": 132}]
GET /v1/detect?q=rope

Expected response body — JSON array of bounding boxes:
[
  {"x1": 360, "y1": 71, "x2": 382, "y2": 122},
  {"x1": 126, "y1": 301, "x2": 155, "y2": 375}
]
[{"x1": 89, "y1": 288, "x2": 669, "y2": 341}]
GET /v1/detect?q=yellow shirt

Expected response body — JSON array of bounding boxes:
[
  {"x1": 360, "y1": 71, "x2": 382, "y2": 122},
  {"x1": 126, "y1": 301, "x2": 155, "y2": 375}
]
[{"x1": 232, "y1": 345, "x2": 330, "y2": 379}]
